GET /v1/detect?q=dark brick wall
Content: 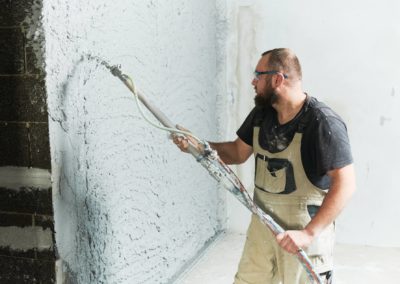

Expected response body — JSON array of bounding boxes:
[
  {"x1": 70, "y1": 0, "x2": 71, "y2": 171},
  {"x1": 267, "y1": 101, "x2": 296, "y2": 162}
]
[{"x1": 0, "y1": 0, "x2": 55, "y2": 282}]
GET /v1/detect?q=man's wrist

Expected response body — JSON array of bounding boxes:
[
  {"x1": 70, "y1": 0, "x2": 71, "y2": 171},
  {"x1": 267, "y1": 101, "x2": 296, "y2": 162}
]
[{"x1": 303, "y1": 225, "x2": 320, "y2": 239}]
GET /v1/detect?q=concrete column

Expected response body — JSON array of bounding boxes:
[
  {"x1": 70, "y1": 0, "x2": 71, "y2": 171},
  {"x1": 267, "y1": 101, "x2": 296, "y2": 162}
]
[{"x1": 0, "y1": 0, "x2": 55, "y2": 282}]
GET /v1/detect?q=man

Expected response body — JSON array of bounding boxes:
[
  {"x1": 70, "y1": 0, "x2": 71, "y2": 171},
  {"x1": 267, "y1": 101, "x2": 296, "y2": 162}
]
[{"x1": 173, "y1": 48, "x2": 356, "y2": 283}]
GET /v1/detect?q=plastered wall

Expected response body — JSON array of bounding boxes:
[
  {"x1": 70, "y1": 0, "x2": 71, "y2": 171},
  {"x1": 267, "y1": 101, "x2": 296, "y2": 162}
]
[
  {"x1": 226, "y1": 0, "x2": 400, "y2": 247},
  {"x1": 43, "y1": 1, "x2": 228, "y2": 283}
]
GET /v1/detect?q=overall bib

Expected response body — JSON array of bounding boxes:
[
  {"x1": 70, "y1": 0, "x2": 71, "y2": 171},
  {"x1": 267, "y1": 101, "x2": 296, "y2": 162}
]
[{"x1": 234, "y1": 127, "x2": 335, "y2": 284}]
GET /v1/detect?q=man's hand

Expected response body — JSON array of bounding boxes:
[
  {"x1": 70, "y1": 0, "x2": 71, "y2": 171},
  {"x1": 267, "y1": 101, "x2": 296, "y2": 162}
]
[
  {"x1": 171, "y1": 125, "x2": 201, "y2": 153},
  {"x1": 172, "y1": 134, "x2": 190, "y2": 153},
  {"x1": 276, "y1": 164, "x2": 356, "y2": 255},
  {"x1": 276, "y1": 229, "x2": 314, "y2": 254}
]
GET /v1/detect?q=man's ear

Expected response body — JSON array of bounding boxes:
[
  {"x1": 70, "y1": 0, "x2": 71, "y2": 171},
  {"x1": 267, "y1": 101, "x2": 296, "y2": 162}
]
[{"x1": 273, "y1": 73, "x2": 284, "y2": 88}]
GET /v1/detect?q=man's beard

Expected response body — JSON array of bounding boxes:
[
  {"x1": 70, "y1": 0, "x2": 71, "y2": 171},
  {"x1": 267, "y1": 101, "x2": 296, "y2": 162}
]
[{"x1": 254, "y1": 90, "x2": 278, "y2": 108}]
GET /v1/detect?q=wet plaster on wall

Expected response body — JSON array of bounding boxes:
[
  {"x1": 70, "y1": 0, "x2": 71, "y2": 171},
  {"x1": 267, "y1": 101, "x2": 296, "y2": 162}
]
[{"x1": 43, "y1": 1, "x2": 227, "y2": 283}]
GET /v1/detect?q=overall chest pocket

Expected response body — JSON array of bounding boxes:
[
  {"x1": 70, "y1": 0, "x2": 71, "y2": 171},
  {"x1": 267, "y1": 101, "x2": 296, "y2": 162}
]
[{"x1": 255, "y1": 154, "x2": 296, "y2": 194}]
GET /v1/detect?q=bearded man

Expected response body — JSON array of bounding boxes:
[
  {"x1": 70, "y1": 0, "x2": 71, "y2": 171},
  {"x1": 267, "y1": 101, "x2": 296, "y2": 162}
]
[{"x1": 173, "y1": 48, "x2": 356, "y2": 284}]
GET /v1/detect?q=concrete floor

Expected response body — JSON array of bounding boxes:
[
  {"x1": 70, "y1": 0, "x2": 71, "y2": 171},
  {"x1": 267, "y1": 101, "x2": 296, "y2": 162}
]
[{"x1": 177, "y1": 232, "x2": 400, "y2": 284}]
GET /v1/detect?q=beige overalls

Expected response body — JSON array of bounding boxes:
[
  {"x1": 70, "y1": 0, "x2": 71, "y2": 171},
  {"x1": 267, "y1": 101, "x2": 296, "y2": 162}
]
[{"x1": 234, "y1": 127, "x2": 335, "y2": 284}]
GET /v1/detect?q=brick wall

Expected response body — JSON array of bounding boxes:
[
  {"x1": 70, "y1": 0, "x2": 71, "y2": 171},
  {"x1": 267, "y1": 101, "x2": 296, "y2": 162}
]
[{"x1": 0, "y1": 0, "x2": 55, "y2": 283}]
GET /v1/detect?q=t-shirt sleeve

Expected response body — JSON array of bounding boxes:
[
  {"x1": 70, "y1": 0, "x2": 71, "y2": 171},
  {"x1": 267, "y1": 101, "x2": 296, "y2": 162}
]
[
  {"x1": 314, "y1": 115, "x2": 353, "y2": 175},
  {"x1": 236, "y1": 107, "x2": 257, "y2": 146}
]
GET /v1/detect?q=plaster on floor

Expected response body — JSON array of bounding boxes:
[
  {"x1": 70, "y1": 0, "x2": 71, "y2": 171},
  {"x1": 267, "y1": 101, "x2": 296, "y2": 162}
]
[{"x1": 178, "y1": 232, "x2": 400, "y2": 284}]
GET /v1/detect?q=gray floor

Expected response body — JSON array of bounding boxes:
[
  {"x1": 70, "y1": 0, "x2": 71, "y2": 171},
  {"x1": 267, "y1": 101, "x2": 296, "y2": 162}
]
[{"x1": 177, "y1": 232, "x2": 400, "y2": 284}]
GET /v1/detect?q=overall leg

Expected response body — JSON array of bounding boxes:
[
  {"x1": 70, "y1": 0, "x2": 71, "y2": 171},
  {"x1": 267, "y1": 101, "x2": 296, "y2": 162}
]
[{"x1": 234, "y1": 215, "x2": 280, "y2": 284}]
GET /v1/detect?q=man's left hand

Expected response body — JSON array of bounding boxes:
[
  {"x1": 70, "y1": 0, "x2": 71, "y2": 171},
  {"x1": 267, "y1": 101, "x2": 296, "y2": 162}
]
[{"x1": 276, "y1": 230, "x2": 314, "y2": 254}]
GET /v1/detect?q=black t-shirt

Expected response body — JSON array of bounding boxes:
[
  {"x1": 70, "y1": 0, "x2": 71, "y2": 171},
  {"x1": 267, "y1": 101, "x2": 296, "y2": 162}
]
[{"x1": 236, "y1": 95, "x2": 353, "y2": 189}]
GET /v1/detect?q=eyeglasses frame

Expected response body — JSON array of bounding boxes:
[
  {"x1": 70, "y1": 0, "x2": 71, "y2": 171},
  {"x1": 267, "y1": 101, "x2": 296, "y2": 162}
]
[{"x1": 254, "y1": 70, "x2": 289, "y2": 80}]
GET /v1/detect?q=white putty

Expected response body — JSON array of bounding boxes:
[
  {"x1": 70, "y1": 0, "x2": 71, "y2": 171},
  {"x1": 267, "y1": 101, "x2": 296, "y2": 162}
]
[
  {"x1": 0, "y1": 227, "x2": 53, "y2": 251},
  {"x1": 43, "y1": 0, "x2": 228, "y2": 283},
  {"x1": 0, "y1": 166, "x2": 51, "y2": 189}
]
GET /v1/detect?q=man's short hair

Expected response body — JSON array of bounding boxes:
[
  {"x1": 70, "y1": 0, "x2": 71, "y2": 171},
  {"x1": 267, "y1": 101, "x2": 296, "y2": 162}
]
[{"x1": 262, "y1": 48, "x2": 302, "y2": 80}]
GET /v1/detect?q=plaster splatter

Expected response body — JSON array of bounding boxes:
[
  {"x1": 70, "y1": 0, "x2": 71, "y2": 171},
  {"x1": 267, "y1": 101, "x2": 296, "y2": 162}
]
[{"x1": 23, "y1": 0, "x2": 46, "y2": 71}]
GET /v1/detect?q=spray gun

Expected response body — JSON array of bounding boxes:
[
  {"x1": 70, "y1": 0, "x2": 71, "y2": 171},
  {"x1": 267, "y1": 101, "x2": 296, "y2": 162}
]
[{"x1": 90, "y1": 56, "x2": 324, "y2": 284}]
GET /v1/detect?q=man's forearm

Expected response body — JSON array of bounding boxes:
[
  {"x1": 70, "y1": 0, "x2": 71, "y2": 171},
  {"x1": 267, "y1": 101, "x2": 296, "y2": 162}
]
[
  {"x1": 209, "y1": 141, "x2": 241, "y2": 164},
  {"x1": 276, "y1": 164, "x2": 356, "y2": 253},
  {"x1": 208, "y1": 138, "x2": 253, "y2": 165},
  {"x1": 173, "y1": 133, "x2": 252, "y2": 164},
  {"x1": 304, "y1": 164, "x2": 356, "y2": 237}
]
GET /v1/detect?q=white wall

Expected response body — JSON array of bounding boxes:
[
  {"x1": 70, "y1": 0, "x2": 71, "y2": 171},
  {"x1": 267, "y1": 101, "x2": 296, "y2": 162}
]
[
  {"x1": 226, "y1": 0, "x2": 400, "y2": 247},
  {"x1": 43, "y1": 1, "x2": 228, "y2": 283},
  {"x1": 224, "y1": 1, "x2": 259, "y2": 234}
]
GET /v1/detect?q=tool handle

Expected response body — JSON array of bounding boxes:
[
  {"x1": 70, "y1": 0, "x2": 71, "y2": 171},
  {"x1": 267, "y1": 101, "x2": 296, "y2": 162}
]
[{"x1": 115, "y1": 73, "x2": 203, "y2": 158}]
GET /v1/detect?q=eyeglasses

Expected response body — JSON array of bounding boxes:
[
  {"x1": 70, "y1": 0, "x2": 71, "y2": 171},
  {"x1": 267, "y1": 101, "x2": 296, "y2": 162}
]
[{"x1": 254, "y1": 70, "x2": 288, "y2": 80}]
